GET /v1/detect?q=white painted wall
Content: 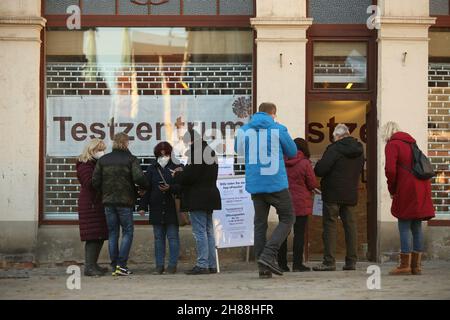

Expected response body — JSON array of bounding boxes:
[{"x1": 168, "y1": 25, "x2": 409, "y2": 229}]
[
  {"x1": 377, "y1": 0, "x2": 435, "y2": 223},
  {"x1": 252, "y1": 0, "x2": 312, "y2": 140},
  {"x1": 0, "y1": 1, "x2": 44, "y2": 230}
]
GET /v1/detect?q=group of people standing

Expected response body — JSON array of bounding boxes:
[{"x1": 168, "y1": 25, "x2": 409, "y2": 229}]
[
  {"x1": 76, "y1": 130, "x2": 221, "y2": 276},
  {"x1": 76, "y1": 102, "x2": 435, "y2": 279},
  {"x1": 236, "y1": 103, "x2": 434, "y2": 278}
]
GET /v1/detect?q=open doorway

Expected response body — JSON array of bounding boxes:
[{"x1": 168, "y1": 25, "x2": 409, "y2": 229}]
[{"x1": 306, "y1": 100, "x2": 373, "y2": 262}]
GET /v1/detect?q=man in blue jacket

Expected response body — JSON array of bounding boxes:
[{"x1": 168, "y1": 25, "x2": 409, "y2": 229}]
[{"x1": 235, "y1": 102, "x2": 297, "y2": 278}]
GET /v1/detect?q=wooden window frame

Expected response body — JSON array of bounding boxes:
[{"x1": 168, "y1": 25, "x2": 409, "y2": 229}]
[
  {"x1": 39, "y1": 0, "x2": 256, "y2": 225},
  {"x1": 44, "y1": 0, "x2": 254, "y2": 27},
  {"x1": 305, "y1": 23, "x2": 378, "y2": 262}
]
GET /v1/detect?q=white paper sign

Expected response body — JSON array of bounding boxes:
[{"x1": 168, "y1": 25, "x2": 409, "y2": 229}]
[
  {"x1": 312, "y1": 194, "x2": 323, "y2": 216},
  {"x1": 218, "y1": 157, "x2": 235, "y2": 176},
  {"x1": 213, "y1": 177, "x2": 254, "y2": 249}
]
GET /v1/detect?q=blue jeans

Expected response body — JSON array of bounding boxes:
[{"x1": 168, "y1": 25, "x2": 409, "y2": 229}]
[
  {"x1": 153, "y1": 224, "x2": 180, "y2": 268},
  {"x1": 105, "y1": 207, "x2": 134, "y2": 268},
  {"x1": 190, "y1": 211, "x2": 217, "y2": 269},
  {"x1": 398, "y1": 219, "x2": 423, "y2": 253}
]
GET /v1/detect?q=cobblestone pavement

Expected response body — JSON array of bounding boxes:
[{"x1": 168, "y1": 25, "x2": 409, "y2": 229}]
[{"x1": 1, "y1": 261, "x2": 449, "y2": 300}]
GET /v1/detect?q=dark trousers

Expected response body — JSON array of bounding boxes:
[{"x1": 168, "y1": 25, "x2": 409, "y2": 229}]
[
  {"x1": 252, "y1": 189, "x2": 295, "y2": 266},
  {"x1": 322, "y1": 202, "x2": 358, "y2": 266},
  {"x1": 278, "y1": 215, "x2": 308, "y2": 268},
  {"x1": 84, "y1": 239, "x2": 104, "y2": 268}
]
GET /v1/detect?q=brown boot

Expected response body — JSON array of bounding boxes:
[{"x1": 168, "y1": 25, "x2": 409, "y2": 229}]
[
  {"x1": 411, "y1": 252, "x2": 422, "y2": 275},
  {"x1": 389, "y1": 253, "x2": 412, "y2": 275}
]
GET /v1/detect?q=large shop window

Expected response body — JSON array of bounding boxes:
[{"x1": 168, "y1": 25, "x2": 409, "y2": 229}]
[
  {"x1": 313, "y1": 42, "x2": 368, "y2": 90},
  {"x1": 428, "y1": 29, "x2": 450, "y2": 217},
  {"x1": 44, "y1": 27, "x2": 253, "y2": 220}
]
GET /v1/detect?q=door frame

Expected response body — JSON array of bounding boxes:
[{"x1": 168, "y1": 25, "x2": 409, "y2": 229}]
[{"x1": 305, "y1": 24, "x2": 378, "y2": 262}]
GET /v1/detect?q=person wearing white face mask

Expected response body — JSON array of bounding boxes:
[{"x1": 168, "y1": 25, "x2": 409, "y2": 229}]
[
  {"x1": 76, "y1": 138, "x2": 109, "y2": 276},
  {"x1": 138, "y1": 141, "x2": 183, "y2": 274}
]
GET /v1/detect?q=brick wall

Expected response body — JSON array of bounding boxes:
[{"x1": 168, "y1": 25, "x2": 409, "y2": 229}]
[
  {"x1": 428, "y1": 64, "x2": 450, "y2": 216},
  {"x1": 44, "y1": 62, "x2": 250, "y2": 219}
]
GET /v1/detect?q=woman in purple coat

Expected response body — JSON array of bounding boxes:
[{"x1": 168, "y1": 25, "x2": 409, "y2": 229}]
[{"x1": 76, "y1": 139, "x2": 109, "y2": 276}]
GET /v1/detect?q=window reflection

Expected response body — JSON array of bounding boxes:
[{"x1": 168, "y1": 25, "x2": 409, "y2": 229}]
[
  {"x1": 44, "y1": 27, "x2": 253, "y2": 218},
  {"x1": 313, "y1": 42, "x2": 368, "y2": 90}
]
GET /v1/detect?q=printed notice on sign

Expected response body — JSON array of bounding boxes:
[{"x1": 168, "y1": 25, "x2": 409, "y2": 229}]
[
  {"x1": 213, "y1": 177, "x2": 254, "y2": 249},
  {"x1": 312, "y1": 194, "x2": 323, "y2": 216}
]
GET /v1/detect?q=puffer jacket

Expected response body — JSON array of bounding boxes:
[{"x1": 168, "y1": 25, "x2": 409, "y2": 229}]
[
  {"x1": 285, "y1": 151, "x2": 319, "y2": 216},
  {"x1": 314, "y1": 136, "x2": 364, "y2": 205},
  {"x1": 76, "y1": 160, "x2": 108, "y2": 241},
  {"x1": 92, "y1": 148, "x2": 149, "y2": 208}
]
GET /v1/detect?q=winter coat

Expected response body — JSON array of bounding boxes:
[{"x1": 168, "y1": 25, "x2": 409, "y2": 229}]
[
  {"x1": 285, "y1": 151, "x2": 320, "y2": 216},
  {"x1": 314, "y1": 136, "x2": 365, "y2": 206},
  {"x1": 234, "y1": 112, "x2": 297, "y2": 194},
  {"x1": 385, "y1": 132, "x2": 435, "y2": 220},
  {"x1": 76, "y1": 160, "x2": 108, "y2": 241},
  {"x1": 173, "y1": 141, "x2": 221, "y2": 213},
  {"x1": 92, "y1": 149, "x2": 149, "y2": 208},
  {"x1": 138, "y1": 160, "x2": 183, "y2": 225}
]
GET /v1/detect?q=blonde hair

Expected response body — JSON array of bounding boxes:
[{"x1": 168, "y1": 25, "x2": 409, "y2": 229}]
[
  {"x1": 113, "y1": 132, "x2": 129, "y2": 150},
  {"x1": 381, "y1": 121, "x2": 401, "y2": 143},
  {"x1": 78, "y1": 139, "x2": 106, "y2": 163}
]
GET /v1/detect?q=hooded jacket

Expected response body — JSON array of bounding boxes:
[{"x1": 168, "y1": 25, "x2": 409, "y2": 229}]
[
  {"x1": 385, "y1": 132, "x2": 435, "y2": 220},
  {"x1": 235, "y1": 112, "x2": 297, "y2": 194},
  {"x1": 285, "y1": 151, "x2": 320, "y2": 216},
  {"x1": 314, "y1": 136, "x2": 364, "y2": 205}
]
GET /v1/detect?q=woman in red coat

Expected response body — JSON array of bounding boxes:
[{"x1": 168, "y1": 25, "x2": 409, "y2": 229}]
[
  {"x1": 382, "y1": 122, "x2": 435, "y2": 276},
  {"x1": 278, "y1": 138, "x2": 319, "y2": 272},
  {"x1": 76, "y1": 138, "x2": 109, "y2": 276}
]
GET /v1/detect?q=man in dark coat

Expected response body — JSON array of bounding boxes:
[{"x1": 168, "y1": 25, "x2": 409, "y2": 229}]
[
  {"x1": 92, "y1": 132, "x2": 148, "y2": 276},
  {"x1": 313, "y1": 124, "x2": 364, "y2": 271},
  {"x1": 173, "y1": 129, "x2": 221, "y2": 275}
]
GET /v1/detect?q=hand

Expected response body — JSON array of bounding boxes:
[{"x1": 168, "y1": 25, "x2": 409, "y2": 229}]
[
  {"x1": 159, "y1": 184, "x2": 170, "y2": 192},
  {"x1": 170, "y1": 167, "x2": 183, "y2": 177},
  {"x1": 138, "y1": 210, "x2": 146, "y2": 217},
  {"x1": 138, "y1": 190, "x2": 146, "y2": 197}
]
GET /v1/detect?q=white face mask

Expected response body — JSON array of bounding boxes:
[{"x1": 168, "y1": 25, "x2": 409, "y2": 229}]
[
  {"x1": 157, "y1": 156, "x2": 170, "y2": 168},
  {"x1": 93, "y1": 151, "x2": 105, "y2": 159}
]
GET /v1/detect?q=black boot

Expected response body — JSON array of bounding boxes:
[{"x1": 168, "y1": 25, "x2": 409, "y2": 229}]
[
  {"x1": 92, "y1": 240, "x2": 108, "y2": 274},
  {"x1": 277, "y1": 240, "x2": 289, "y2": 272},
  {"x1": 84, "y1": 241, "x2": 104, "y2": 277}
]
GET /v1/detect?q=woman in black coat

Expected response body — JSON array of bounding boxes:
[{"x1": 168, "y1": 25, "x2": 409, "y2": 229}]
[
  {"x1": 138, "y1": 142, "x2": 182, "y2": 275},
  {"x1": 173, "y1": 129, "x2": 222, "y2": 275}
]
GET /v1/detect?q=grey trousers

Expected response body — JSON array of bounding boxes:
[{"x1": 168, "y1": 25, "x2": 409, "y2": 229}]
[
  {"x1": 252, "y1": 189, "x2": 295, "y2": 263},
  {"x1": 322, "y1": 202, "x2": 358, "y2": 266}
]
